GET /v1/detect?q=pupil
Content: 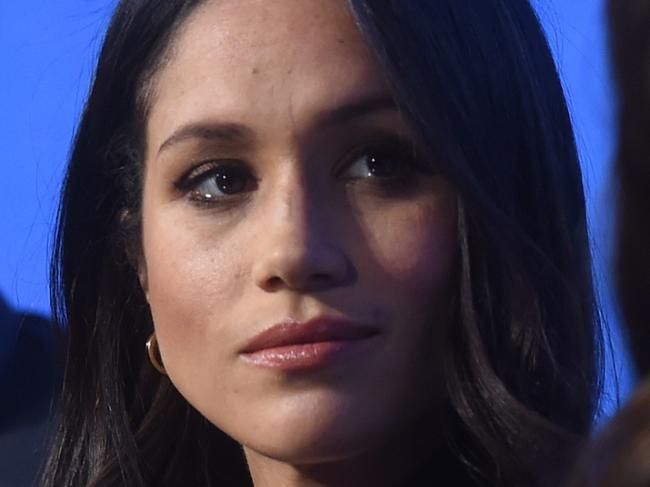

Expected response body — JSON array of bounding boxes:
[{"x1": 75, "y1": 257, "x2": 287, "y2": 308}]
[
  {"x1": 368, "y1": 154, "x2": 396, "y2": 178},
  {"x1": 215, "y1": 168, "x2": 246, "y2": 194}
]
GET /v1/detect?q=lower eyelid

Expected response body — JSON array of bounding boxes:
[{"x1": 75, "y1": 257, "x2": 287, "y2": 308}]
[{"x1": 186, "y1": 189, "x2": 255, "y2": 211}]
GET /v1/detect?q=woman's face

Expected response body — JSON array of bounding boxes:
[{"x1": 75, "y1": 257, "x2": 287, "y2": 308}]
[{"x1": 140, "y1": 0, "x2": 457, "y2": 470}]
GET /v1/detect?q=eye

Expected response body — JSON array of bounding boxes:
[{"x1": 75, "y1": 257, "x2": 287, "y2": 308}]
[
  {"x1": 176, "y1": 161, "x2": 257, "y2": 204},
  {"x1": 340, "y1": 139, "x2": 429, "y2": 182}
]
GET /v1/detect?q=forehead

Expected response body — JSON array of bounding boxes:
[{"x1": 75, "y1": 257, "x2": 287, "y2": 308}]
[
  {"x1": 146, "y1": 0, "x2": 389, "y2": 145},
  {"x1": 175, "y1": 0, "x2": 364, "y2": 59}
]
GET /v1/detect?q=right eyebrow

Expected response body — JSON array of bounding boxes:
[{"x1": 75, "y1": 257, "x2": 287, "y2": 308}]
[{"x1": 157, "y1": 122, "x2": 255, "y2": 155}]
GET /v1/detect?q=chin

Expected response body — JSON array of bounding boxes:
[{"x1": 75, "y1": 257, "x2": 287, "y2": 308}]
[
  {"x1": 245, "y1": 429, "x2": 376, "y2": 466},
  {"x1": 234, "y1": 398, "x2": 398, "y2": 465}
]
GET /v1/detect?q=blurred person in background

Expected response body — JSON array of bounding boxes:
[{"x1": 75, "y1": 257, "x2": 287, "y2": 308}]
[{"x1": 567, "y1": 1, "x2": 650, "y2": 485}]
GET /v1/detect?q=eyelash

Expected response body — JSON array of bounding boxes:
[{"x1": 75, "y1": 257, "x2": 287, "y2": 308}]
[
  {"x1": 174, "y1": 137, "x2": 431, "y2": 207},
  {"x1": 174, "y1": 160, "x2": 258, "y2": 207},
  {"x1": 335, "y1": 138, "x2": 430, "y2": 188}
]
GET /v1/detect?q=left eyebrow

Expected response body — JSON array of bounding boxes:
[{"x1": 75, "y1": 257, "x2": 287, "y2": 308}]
[{"x1": 315, "y1": 93, "x2": 398, "y2": 129}]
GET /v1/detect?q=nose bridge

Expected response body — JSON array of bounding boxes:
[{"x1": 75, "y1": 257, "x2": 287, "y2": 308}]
[
  {"x1": 252, "y1": 161, "x2": 349, "y2": 292},
  {"x1": 264, "y1": 163, "x2": 332, "y2": 264},
  {"x1": 275, "y1": 166, "x2": 319, "y2": 240}
]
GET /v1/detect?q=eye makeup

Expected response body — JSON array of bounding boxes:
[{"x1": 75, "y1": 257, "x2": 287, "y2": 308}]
[
  {"x1": 174, "y1": 159, "x2": 258, "y2": 207},
  {"x1": 170, "y1": 131, "x2": 435, "y2": 209}
]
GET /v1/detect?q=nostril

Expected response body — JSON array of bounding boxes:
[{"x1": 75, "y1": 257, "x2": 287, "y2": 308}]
[
  {"x1": 263, "y1": 276, "x2": 287, "y2": 292},
  {"x1": 252, "y1": 234, "x2": 354, "y2": 293},
  {"x1": 256, "y1": 260, "x2": 354, "y2": 293},
  {"x1": 261, "y1": 273, "x2": 335, "y2": 293}
]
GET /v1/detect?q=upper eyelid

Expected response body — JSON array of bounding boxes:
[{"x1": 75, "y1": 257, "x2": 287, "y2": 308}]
[
  {"x1": 333, "y1": 138, "x2": 422, "y2": 176},
  {"x1": 174, "y1": 161, "x2": 212, "y2": 191},
  {"x1": 175, "y1": 159, "x2": 256, "y2": 190}
]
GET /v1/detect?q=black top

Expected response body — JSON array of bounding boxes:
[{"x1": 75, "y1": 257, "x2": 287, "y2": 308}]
[{"x1": 0, "y1": 296, "x2": 62, "y2": 487}]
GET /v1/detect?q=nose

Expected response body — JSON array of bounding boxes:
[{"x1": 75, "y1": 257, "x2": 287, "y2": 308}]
[{"x1": 251, "y1": 179, "x2": 351, "y2": 293}]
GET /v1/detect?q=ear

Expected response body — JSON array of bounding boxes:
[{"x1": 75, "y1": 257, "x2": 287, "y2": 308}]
[
  {"x1": 138, "y1": 263, "x2": 150, "y2": 302},
  {"x1": 118, "y1": 208, "x2": 150, "y2": 302}
]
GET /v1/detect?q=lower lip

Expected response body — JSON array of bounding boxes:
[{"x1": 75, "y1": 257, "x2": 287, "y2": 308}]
[{"x1": 240, "y1": 338, "x2": 377, "y2": 371}]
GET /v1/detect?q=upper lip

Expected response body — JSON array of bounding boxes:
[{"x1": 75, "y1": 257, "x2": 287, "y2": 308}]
[{"x1": 240, "y1": 317, "x2": 380, "y2": 354}]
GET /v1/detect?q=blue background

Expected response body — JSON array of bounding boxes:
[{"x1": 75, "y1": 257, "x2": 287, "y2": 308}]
[{"x1": 0, "y1": 0, "x2": 636, "y2": 419}]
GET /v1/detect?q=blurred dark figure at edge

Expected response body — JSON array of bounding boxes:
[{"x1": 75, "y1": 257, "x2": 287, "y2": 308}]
[
  {"x1": 567, "y1": 1, "x2": 650, "y2": 486},
  {"x1": 0, "y1": 295, "x2": 63, "y2": 486}
]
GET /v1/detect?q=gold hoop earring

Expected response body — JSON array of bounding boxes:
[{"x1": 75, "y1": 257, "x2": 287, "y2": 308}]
[{"x1": 146, "y1": 333, "x2": 167, "y2": 375}]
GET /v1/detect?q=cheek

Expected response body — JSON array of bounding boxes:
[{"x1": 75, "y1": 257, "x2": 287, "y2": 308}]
[
  {"x1": 345, "y1": 189, "x2": 457, "y2": 417},
  {"x1": 360, "y1": 192, "x2": 457, "y2": 297},
  {"x1": 144, "y1": 220, "x2": 240, "y2": 312},
  {"x1": 140, "y1": 202, "x2": 247, "y2": 384}
]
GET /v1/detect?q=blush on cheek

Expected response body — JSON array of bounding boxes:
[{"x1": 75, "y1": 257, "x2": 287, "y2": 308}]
[{"x1": 366, "y1": 197, "x2": 457, "y2": 293}]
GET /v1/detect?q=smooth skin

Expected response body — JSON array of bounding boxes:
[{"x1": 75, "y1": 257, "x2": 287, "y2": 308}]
[{"x1": 138, "y1": 0, "x2": 458, "y2": 485}]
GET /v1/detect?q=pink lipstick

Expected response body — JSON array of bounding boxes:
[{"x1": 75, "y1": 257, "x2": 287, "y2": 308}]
[{"x1": 239, "y1": 317, "x2": 379, "y2": 371}]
